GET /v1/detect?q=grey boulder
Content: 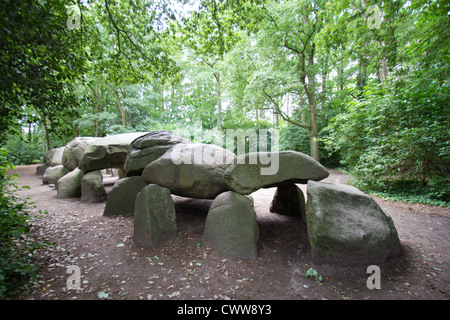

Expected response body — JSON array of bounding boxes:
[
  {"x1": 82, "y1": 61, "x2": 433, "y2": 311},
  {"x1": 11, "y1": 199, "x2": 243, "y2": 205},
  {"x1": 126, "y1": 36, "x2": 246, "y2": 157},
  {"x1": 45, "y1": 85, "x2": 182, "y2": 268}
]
[
  {"x1": 78, "y1": 132, "x2": 148, "y2": 172},
  {"x1": 142, "y1": 143, "x2": 235, "y2": 199},
  {"x1": 203, "y1": 191, "x2": 259, "y2": 260},
  {"x1": 306, "y1": 181, "x2": 401, "y2": 266},
  {"x1": 62, "y1": 137, "x2": 97, "y2": 171},
  {"x1": 81, "y1": 170, "x2": 107, "y2": 203},
  {"x1": 44, "y1": 147, "x2": 65, "y2": 167},
  {"x1": 224, "y1": 151, "x2": 329, "y2": 194},
  {"x1": 56, "y1": 168, "x2": 83, "y2": 199},
  {"x1": 270, "y1": 184, "x2": 306, "y2": 218},
  {"x1": 133, "y1": 184, "x2": 177, "y2": 249},
  {"x1": 103, "y1": 176, "x2": 147, "y2": 216},
  {"x1": 42, "y1": 165, "x2": 68, "y2": 184},
  {"x1": 124, "y1": 130, "x2": 190, "y2": 177}
]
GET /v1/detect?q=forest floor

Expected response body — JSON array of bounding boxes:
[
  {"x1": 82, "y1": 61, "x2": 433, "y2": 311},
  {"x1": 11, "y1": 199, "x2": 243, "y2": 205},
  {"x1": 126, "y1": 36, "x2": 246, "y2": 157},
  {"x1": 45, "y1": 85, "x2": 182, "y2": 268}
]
[{"x1": 10, "y1": 165, "x2": 450, "y2": 301}]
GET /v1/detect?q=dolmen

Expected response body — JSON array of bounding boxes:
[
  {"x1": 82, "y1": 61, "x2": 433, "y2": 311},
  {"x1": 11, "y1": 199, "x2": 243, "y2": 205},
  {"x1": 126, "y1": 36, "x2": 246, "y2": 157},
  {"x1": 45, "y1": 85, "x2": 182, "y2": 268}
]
[
  {"x1": 105, "y1": 130, "x2": 401, "y2": 265},
  {"x1": 41, "y1": 130, "x2": 401, "y2": 266}
]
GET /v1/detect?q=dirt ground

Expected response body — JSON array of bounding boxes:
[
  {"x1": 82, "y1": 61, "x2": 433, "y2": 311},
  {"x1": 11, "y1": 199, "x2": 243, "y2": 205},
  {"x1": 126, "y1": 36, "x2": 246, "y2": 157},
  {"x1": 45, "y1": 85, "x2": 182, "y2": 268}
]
[{"x1": 9, "y1": 165, "x2": 450, "y2": 300}]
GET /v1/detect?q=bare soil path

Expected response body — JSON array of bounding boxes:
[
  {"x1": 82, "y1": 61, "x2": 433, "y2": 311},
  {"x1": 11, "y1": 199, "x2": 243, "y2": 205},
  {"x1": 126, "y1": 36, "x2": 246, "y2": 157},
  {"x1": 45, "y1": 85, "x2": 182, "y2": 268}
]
[{"x1": 11, "y1": 165, "x2": 450, "y2": 300}]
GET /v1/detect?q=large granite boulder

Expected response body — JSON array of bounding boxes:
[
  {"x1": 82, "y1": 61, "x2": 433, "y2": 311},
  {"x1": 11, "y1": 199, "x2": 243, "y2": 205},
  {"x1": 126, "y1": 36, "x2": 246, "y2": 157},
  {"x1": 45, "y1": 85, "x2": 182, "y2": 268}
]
[
  {"x1": 62, "y1": 137, "x2": 97, "y2": 171},
  {"x1": 203, "y1": 191, "x2": 259, "y2": 260},
  {"x1": 56, "y1": 168, "x2": 83, "y2": 199},
  {"x1": 44, "y1": 147, "x2": 65, "y2": 167},
  {"x1": 124, "y1": 130, "x2": 190, "y2": 177},
  {"x1": 37, "y1": 146, "x2": 65, "y2": 175},
  {"x1": 103, "y1": 176, "x2": 147, "y2": 216},
  {"x1": 142, "y1": 143, "x2": 235, "y2": 199},
  {"x1": 133, "y1": 184, "x2": 177, "y2": 249},
  {"x1": 270, "y1": 184, "x2": 306, "y2": 218},
  {"x1": 42, "y1": 165, "x2": 68, "y2": 184},
  {"x1": 81, "y1": 170, "x2": 107, "y2": 203},
  {"x1": 78, "y1": 132, "x2": 148, "y2": 172},
  {"x1": 306, "y1": 181, "x2": 401, "y2": 266},
  {"x1": 224, "y1": 151, "x2": 329, "y2": 195}
]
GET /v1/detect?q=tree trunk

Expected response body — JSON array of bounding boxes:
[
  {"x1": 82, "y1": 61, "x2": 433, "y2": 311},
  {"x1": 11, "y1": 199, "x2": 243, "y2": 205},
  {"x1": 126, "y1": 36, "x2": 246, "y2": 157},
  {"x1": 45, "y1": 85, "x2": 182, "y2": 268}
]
[
  {"x1": 115, "y1": 88, "x2": 126, "y2": 127},
  {"x1": 306, "y1": 47, "x2": 319, "y2": 162},
  {"x1": 378, "y1": 42, "x2": 388, "y2": 86},
  {"x1": 91, "y1": 81, "x2": 100, "y2": 136},
  {"x1": 356, "y1": 56, "x2": 368, "y2": 94},
  {"x1": 309, "y1": 99, "x2": 319, "y2": 162},
  {"x1": 161, "y1": 83, "x2": 165, "y2": 110},
  {"x1": 214, "y1": 72, "x2": 222, "y2": 131},
  {"x1": 42, "y1": 115, "x2": 51, "y2": 152}
]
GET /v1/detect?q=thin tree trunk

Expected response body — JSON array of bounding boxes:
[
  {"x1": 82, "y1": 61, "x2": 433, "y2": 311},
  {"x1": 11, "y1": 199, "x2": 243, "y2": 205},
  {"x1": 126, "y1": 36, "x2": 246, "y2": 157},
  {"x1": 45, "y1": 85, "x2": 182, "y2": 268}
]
[
  {"x1": 114, "y1": 88, "x2": 126, "y2": 127},
  {"x1": 301, "y1": 85, "x2": 319, "y2": 162},
  {"x1": 42, "y1": 115, "x2": 51, "y2": 152},
  {"x1": 214, "y1": 72, "x2": 222, "y2": 131},
  {"x1": 306, "y1": 48, "x2": 319, "y2": 162},
  {"x1": 91, "y1": 80, "x2": 100, "y2": 136},
  {"x1": 309, "y1": 99, "x2": 319, "y2": 162},
  {"x1": 161, "y1": 83, "x2": 165, "y2": 110}
]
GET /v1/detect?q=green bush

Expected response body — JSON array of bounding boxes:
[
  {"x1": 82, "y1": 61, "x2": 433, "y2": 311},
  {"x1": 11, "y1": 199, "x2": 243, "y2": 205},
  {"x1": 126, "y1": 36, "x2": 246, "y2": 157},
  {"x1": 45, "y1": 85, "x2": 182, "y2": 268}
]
[
  {"x1": 324, "y1": 63, "x2": 450, "y2": 206},
  {"x1": 3, "y1": 134, "x2": 44, "y2": 165},
  {"x1": 0, "y1": 148, "x2": 44, "y2": 298}
]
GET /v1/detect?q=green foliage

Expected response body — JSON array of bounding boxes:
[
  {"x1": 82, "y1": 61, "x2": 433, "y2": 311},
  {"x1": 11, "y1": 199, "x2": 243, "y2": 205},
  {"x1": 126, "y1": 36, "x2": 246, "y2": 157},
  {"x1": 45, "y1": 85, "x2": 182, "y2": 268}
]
[
  {"x1": 325, "y1": 65, "x2": 449, "y2": 204},
  {"x1": 0, "y1": 0, "x2": 85, "y2": 142},
  {"x1": 0, "y1": 148, "x2": 46, "y2": 298},
  {"x1": 280, "y1": 125, "x2": 310, "y2": 154},
  {"x1": 3, "y1": 134, "x2": 44, "y2": 165},
  {"x1": 320, "y1": 0, "x2": 450, "y2": 205},
  {"x1": 304, "y1": 268, "x2": 323, "y2": 285},
  {"x1": 281, "y1": 124, "x2": 341, "y2": 167}
]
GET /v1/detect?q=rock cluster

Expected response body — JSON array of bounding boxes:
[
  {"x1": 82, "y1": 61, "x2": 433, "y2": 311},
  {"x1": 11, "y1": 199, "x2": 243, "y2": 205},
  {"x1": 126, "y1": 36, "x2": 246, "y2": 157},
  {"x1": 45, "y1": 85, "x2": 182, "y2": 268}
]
[
  {"x1": 40, "y1": 132, "x2": 149, "y2": 202},
  {"x1": 78, "y1": 132, "x2": 149, "y2": 172},
  {"x1": 38, "y1": 130, "x2": 401, "y2": 266}
]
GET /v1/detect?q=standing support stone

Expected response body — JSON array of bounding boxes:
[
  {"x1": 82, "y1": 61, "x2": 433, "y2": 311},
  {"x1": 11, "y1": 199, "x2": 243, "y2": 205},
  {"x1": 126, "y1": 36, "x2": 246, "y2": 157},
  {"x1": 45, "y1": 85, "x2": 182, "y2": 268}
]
[
  {"x1": 270, "y1": 184, "x2": 306, "y2": 219},
  {"x1": 203, "y1": 191, "x2": 259, "y2": 260},
  {"x1": 81, "y1": 170, "x2": 107, "y2": 203},
  {"x1": 103, "y1": 176, "x2": 147, "y2": 216},
  {"x1": 133, "y1": 184, "x2": 177, "y2": 249},
  {"x1": 42, "y1": 165, "x2": 68, "y2": 185},
  {"x1": 56, "y1": 168, "x2": 83, "y2": 198}
]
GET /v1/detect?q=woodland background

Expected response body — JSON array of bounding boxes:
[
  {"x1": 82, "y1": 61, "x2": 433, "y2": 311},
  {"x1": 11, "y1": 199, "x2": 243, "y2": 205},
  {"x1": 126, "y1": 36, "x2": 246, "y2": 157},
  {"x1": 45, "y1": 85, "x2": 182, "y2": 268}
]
[{"x1": 1, "y1": 0, "x2": 449, "y2": 204}]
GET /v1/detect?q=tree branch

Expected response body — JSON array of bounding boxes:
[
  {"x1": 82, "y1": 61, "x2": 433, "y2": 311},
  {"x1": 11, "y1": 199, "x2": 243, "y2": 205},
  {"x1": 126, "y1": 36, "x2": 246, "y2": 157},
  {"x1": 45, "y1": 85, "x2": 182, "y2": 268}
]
[
  {"x1": 262, "y1": 88, "x2": 310, "y2": 130},
  {"x1": 104, "y1": 0, "x2": 159, "y2": 71}
]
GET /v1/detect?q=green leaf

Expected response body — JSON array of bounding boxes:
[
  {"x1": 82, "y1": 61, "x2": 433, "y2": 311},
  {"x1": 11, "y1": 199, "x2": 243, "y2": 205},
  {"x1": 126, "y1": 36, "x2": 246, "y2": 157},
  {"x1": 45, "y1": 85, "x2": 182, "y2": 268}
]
[{"x1": 97, "y1": 291, "x2": 109, "y2": 299}]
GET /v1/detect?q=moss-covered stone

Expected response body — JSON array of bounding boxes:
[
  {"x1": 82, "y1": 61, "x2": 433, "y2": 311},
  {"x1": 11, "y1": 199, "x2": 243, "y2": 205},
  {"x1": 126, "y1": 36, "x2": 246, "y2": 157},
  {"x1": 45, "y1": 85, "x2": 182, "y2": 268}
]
[
  {"x1": 203, "y1": 191, "x2": 259, "y2": 259},
  {"x1": 306, "y1": 181, "x2": 401, "y2": 266},
  {"x1": 133, "y1": 184, "x2": 177, "y2": 249},
  {"x1": 103, "y1": 176, "x2": 147, "y2": 216}
]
